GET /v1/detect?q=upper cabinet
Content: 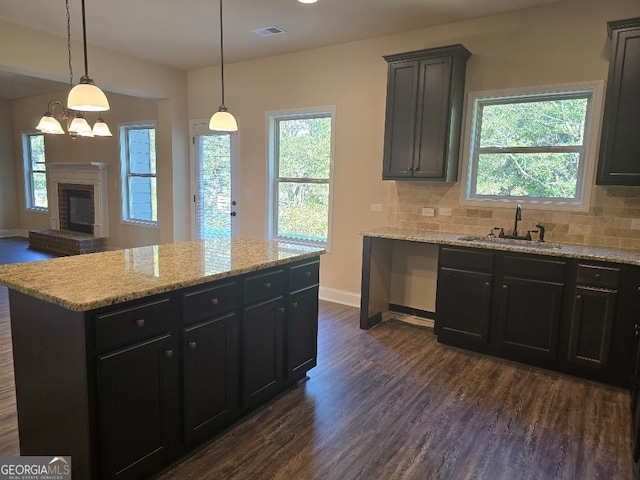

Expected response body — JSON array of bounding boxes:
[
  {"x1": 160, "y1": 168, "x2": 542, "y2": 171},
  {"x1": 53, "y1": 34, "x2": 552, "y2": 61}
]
[
  {"x1": 382, "y1": 44, "x2": 471, "y2": 181},
  {"x1": 597, "y1": 18, "x2": 640, "y2": 185}
]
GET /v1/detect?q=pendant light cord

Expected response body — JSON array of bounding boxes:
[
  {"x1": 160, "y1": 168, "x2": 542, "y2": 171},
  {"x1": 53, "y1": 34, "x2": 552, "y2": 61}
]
[
  {"x1": 66, "y1": 0, "x2": 73, "y2": 88},
  {"x1": 81, "y1": 0, "x2": 89, "y2": 77},
  {"x1": 219, "y1": 0, "x2": 226, "y2": 107}
]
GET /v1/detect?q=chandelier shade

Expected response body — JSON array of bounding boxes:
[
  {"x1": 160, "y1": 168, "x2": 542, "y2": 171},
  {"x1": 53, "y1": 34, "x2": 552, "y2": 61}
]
[
  {"x1": 92, "y1": 117, "x2": 113, "y2": 137},
  {"x1": 36, "y1": 114, "x2": 65, "y2": 135}
]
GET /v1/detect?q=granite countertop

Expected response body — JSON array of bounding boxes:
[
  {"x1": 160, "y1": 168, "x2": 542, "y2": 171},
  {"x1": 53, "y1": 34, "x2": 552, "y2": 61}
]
[
  {"x1": 361, "y1": 227, "x2": 640, "y2": 267},
  {"x1": 0, "y1": 238, "x2": 325, "y2": 312}
]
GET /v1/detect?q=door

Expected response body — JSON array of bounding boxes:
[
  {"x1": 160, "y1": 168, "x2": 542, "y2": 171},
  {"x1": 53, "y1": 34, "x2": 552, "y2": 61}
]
[{"x1": 191, "y1": 120, "x2": 239, "y2": 239}]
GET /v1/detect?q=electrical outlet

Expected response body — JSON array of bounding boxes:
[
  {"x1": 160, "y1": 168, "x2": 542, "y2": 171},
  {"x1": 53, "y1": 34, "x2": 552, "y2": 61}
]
[
  {"x1": 421, "y1": 207, "x2": 435, "y2": 217},
  {"x1": 439, "y1": 207, "x2": 452, "y2": 216},
  {"x1": 632, "y1": 219, "x2": 640, "y2": 230},
  {"x1": 371, "y1": 204, "x2": 383, "y2": 212},
  {"x1": 244, "y1": 188, "x2": 253, "y2": 199}
]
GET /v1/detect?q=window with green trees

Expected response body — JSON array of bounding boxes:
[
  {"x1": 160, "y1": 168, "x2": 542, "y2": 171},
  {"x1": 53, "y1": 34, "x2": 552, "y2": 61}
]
[
  {"x1": 464, "y1": 83, "x2": 603, "y2": 208},
  {"x1": 269, "y1": 109, "x2": 334, "y2": 247},
  {"x1": 23, "y1": 133, "x2": 48, "y2": 210}
]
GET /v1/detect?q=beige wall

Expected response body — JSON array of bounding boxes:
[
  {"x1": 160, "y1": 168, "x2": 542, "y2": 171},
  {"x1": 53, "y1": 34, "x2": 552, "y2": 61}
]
[
  {"x1": 0, "y1": 21, "x2": 190, "y2": 245},
  {"x1": 0, "y1": 99, "x2": 18, "y2": 230},
  {"x1": 187, "y1": 0, "x2": 640, "y2": 300},
  {"x1": 10, "y1": 91, "x2": 162, "y2": 248}
]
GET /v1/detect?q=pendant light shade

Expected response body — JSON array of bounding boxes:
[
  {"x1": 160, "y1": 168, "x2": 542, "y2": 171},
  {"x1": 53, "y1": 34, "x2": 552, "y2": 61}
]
[
  {"x1": 209, "y1": 106, "x2": 238, "y2": 132},
  {"x1": 69, "y1": 113, "x2": 92, "y2": 136},
  {"x1": 68, "y1": 76, "x2": 110, "y2": 112},
  {"x1": 209, "y1": 0, "x2": 237, "y2": 132},
  {"x1": 67, "y1": 0, "x2": 109, "y2": 112},
  {"x1": 36, "y1": 113, "x2": 65, "y2": 134},
  {"x1": 92, "y1": 117, "x2": 113, "y2": 137}
]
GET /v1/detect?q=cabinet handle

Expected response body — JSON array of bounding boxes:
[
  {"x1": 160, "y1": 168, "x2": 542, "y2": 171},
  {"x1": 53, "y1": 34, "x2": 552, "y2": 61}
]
[
  {"x1": 576, "y1": 294, "x2": 582, "y2": 301},
  {"x1": 164, "y1": 349, "x2": 174, "y2": 358},
  {"x1": 595, "y1": 273, "x2": 601, "y2": 280},
  {"x1": 278, "y1": 307, "x2": 285, "y2": 314},
  {"x1": 485, "y1": 282, "x2": 490, "y2": 287},
  {"x1": 305, "y1": 271, "x2": 311, "y2": 278},
  {"x1": 188, "y1": 341, "x2": 197, "y2": 350},
  {"x1": 502, "y1": 285, "x2": 507, "y2": 290},
  {"x1": 635, "y1": 324, "x2": 639, "y2": 336},
  {"x1": 292, "y1": 302, "x2": 298, "y2": 309},
  {"x1": 265, "y1": 282, "x2": 272, "y2": 290},
  {"x1": 135, "y1": 318, "x2": 145, "y2": 328},
  {"x1": 211, "y1": 298, "x2": 219, "y2": 306}
]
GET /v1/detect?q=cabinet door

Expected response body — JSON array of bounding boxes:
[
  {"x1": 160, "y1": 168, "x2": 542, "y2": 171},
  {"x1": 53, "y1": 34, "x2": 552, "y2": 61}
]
[
  {"x1": 632, "y1": 326, "x2": 640, "y2": 462},
  {"x1": 98, "y1": 334, "x2": 178, "y2": 480},
  {"x1": 286, "y1": 286, "x2": 319, "y2": 380},
  {"x1": 498, "y1": 276, "x2": 563, "y2": 358},
  {"x1": 242, "y1": 296, "x2": 284, "y2": 407},
  {"x1": 568, "y1": 287, "x2": 616, "y2": 368},
  {"x1": 413, "y1": 57, "x2": 451, "y2": 178},
  {"x1": 436, "y1": 267, "x2": 492, "y2": 343},
  {"x1": 183, "y1": 312, "x2": 238, "y2": 444},
  {"x1": 382, "y1": 60, "x2": 419, "y2": 178},
  {"x1": 597, "y1": 19, "x2": 640, "y2": 185}
]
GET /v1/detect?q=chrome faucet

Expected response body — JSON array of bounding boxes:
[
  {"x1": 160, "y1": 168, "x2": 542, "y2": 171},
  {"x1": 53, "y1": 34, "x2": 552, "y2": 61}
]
[{"x1": 512, "y1": 204, "x2": 522, "y2": 237}]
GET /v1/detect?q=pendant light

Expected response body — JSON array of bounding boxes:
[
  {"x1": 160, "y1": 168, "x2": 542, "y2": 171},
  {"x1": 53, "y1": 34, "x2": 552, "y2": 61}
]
[
  {"x1": 67, "y1": 0, "x2": 110, "y2": 112},
  {"x1": 209, "y1": 0, "x2": 238, "y2": 132},
  {"x1": 36, "y1": 0, "x2": 111, "y2": 138}
]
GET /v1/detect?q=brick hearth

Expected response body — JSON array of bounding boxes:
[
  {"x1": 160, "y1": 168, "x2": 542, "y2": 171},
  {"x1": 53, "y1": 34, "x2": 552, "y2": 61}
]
[{"x1": 29, "y1": 229, "x2": 108, "y2": 256}]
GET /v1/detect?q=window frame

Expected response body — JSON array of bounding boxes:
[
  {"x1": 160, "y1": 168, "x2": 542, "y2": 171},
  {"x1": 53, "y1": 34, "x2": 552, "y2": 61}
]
[
  {"x1": 119, "y1": 122, "x2": 158, "y2": 226},
  {"x1": 460, "y1": 81, "x2": 604, "y2": 211},
  {"x1": 266, "y1": 106, "x2": 336, "y2": 250},
  {"x1": 22, "y1": 131, "x2": 48, "y2": 212}
]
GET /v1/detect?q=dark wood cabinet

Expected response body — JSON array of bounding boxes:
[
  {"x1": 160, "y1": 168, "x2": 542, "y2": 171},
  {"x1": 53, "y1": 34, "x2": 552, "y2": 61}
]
[
  {"x1": 597, "y1": 18, "x2": 640, "y2": 185},
  {"x1": 242, "y1": 296, "x2": 285, "y2": 407},
  {"x1": 382, "y1": 44, "x2": 471, "y2": 181},
  {"x1": 286, "y1": 285, "x2": 319, "y2": 379},
  {"x1": 496, "y1": 255, "x2": 567, "y2": 359},
  {"x1": 436, "y1": 247, "x2": 494, "y2": 346},
  {"x1": 98, "y1": 334, "x2": 179, "y2": 480},
  {"x1": 183, "y1": 312, "x2": 239, "y2": 444}
]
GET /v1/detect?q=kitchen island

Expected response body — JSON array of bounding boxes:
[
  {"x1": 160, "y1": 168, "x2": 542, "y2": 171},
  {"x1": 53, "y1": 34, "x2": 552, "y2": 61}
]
[{"x1": 0, "y1": 237, "x2": 324, "y2": 480}]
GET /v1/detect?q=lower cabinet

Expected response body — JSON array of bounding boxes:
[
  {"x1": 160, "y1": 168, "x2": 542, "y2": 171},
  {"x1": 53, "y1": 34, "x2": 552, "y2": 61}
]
[
  {"x1": 435, "y1": 246, "x2": 637, "y2": 386},
  {"x1": 92, "y1": 257, "x2": 320, "y2": 480},
  {"x1": 435, "y1": 247, "x2": 494, "y2": 346},
  {"x1": 242, "y1": 296, "x2": 285, "y2": 407},
  {"x1": 183, "y1": 312, "x2": 239, "y2": 444},
  {"x1": 497, "y1": 255, "x2": 567, "y2": 359},
  {"x1": 97, "y1": 334, "x2": 179, "y2": 480},
  {"x1": 286, "y1": 285, "x2": 319, "y2": 379}
]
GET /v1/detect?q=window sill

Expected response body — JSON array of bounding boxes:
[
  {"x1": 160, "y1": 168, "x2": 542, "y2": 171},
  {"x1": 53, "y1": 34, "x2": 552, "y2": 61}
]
[
  {"x1": 459, "y1": 196, "x2": 590, "y2": 212},
  {"x1": 122, "y1": 220, "x2": 159, "y2": 229},
  {"x1": 26, "y1": 207, "x2": 48, "y2": 214}
]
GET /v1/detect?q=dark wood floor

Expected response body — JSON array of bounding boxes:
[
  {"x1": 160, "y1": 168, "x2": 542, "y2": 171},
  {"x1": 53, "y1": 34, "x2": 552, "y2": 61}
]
[
  {"x1": 0, "y1": 237, "x2": 633, "y2": 479},
  {"x1": 0, "y1": 236, "x2": 58, "y2": 265}
]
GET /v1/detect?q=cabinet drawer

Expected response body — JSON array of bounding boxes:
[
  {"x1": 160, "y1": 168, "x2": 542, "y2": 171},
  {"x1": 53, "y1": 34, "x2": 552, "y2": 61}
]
[
  {"x1": 244, "y1": 269, "x2": 285, "y2": 304},
  {"x1": 96, "y1": 297, "x2": 172, "y2": 352},
  {"x1": 289, "y1": 260, "x2": 319, "y2": 291},
  {"x1": 183, "y1": 281, "x2": 236, "y2": 324},
  {"x1": 577, "y1": 264, "x2": 620, "y2": 289},
  {"x1": 502, "y1": 254, "x2": 567, "y2": 282},
  {"x1": 439, "y1": 247, "x2": 494, "y2": 272}
]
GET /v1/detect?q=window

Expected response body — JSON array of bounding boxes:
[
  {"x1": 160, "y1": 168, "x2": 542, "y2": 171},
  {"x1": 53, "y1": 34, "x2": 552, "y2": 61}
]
[
  {"x1": 268, "y1": 108, "x2": 334, "y2": 248},
  {"x1": 23, "y1": 133, "x2": 48, "y2": 210},
  {"x1": 120, "y1": 124, "x2": 157, "y2": 224},
  {"x1": 462, "y1": 82, "x2": 604, "y2": 210}
]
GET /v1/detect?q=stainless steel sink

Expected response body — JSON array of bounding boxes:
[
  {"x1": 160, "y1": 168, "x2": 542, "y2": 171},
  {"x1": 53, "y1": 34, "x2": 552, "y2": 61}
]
[{"x1": 457, "y1": 235, "x2": 563, "y2": 250}]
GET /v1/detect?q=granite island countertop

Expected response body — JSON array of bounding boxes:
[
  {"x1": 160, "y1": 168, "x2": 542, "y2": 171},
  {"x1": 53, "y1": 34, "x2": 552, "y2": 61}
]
[
  {"x1": 361, "y1": 226, "x2": 640, "y2": 267},
  {"x1": 0, "y1": 237, "x2": 325, "y2": 312}
]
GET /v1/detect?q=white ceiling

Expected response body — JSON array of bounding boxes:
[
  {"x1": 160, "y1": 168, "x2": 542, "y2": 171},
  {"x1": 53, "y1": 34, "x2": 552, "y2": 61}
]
[{"x1": 1, "y1": 0, "x2": 565, "y2": 99}]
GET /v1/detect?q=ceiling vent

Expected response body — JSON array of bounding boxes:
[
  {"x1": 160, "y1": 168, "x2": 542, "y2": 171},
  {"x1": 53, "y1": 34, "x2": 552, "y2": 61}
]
[{"x1": 251, "y1": 26, "x2": 287, "y2": 37}]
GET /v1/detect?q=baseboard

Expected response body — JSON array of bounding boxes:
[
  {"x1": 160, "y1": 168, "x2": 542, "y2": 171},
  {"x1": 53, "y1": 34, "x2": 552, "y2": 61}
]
[
  {"x1": 319, "y1": 287, "x2": 360, "y2": 307},
  {"x1": 0, "y1": 229, "x2": 28, "y2": 238}
]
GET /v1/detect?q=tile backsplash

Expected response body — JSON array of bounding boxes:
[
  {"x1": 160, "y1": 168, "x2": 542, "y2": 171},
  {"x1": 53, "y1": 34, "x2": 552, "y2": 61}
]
[{"x1": 388, "y1": 182, "x2": 640, "y2": 250}]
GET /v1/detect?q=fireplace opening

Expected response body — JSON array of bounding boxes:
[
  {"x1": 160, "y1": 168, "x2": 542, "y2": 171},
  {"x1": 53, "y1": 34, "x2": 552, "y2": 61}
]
[{"x1": 67, "y1": 189, "x2": 94, "y2": 234}]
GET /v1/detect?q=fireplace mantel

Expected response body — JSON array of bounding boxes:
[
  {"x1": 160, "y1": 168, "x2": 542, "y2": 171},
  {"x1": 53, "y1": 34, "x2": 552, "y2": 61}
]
[{"x1": 46, "y1": 162, "x2": 109, "y2": 238}]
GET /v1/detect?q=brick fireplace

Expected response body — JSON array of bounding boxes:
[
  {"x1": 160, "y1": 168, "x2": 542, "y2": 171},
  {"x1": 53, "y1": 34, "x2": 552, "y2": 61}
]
[{"x1": 28, "y1": 162, "x2": 109, "y2": 255}]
